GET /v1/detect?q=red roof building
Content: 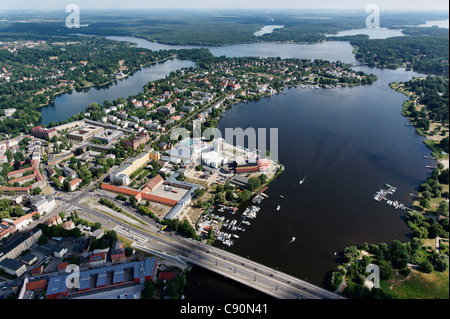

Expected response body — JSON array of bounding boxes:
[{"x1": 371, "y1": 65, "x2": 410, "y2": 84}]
[
  {"x1": 158, "y1": 272, "x2": 176, "y2": 281},
  {"x1": 31, "y1": 125, "x2": 57, "y2": 140}
]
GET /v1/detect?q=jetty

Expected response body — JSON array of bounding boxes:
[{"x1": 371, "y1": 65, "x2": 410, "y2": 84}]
[{"x1": 373, "y1": 183, "x2": 406, "y2": 210}]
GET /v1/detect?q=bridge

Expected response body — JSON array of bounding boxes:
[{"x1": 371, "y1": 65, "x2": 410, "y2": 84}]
[{"x1": 58, "y1": 195, "x2": 344, "y2": 299}]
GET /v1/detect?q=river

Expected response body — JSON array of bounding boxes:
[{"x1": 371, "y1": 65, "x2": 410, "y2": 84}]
[{"x1": 40, "y1": 34, "x2": 437, "y2": 298}]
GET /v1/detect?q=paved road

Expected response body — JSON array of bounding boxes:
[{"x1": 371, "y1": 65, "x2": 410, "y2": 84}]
[{"x1": 59, "y1": 196, "x2": 343, "y2": 299}]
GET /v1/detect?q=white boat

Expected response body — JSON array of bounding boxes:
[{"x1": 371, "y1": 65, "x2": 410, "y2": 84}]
[
  {"x1": 290, "y1": 237, "x2": 296, "y2": 242},
  {"x1": 232, "y1": 234, "x2": 239, "y2": 239},
  {"x1": 276, "y1": 205, "x2": 280, "y2": 211},
  {"x1": 299, "y1": 176, "x2": 306, "y2": 185}
]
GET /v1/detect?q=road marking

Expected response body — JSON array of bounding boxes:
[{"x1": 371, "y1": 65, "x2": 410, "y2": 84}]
[{"x1": 114, "y1": 226, "x2": 148, "y2": 243}]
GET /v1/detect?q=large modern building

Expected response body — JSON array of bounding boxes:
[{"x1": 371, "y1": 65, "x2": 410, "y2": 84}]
[
  {"x1": 92, "y1": 129, "x2": 123, "y2": 145},
  {"x1": 109, "y1": 150, "x2": 154, "y2": 185},
  {"x1": 201, "y1": 151, "x2": 226, "y2": 169},
  {"x1": 68, "y1": 124, "x2": 103, "y2": 142},
  {"x1": 46, "y1": 258, "x2": 158, "y2": 299}
]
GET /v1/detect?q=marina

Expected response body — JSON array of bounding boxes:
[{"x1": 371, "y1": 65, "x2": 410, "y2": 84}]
[
  {"x1": 373, "y1": 183, "x2": 407, "y2": 210},
  {"x1": 207, "y1": 198, "x2": 266, "y2": 246}
]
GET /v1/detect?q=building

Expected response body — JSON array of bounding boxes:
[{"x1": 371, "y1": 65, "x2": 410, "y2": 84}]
[
  {"x1": 110, "y1": 240, "x2": 126, "y2": 263},
  {"x1": 229, "y1": 175, "x2": 249, "y2": 189},
  {"x1": 12, "y1": 212, "x2": 36, "y2": 231},
  {"x1": 0, "y1": 258, "x2": 27, "y2": 277},
  {"x1": 142, "y1": 174, "x2": 164, "y2": 193},
  {"x1": 234, "y1": 163, "x2": 260, "y2": 174},
  {"x1": 63, "y1": 166, "x2": 78, "y2": 179},
  {"x1": 0, "y1": 228, "x2": 42, "y2": 262},
  {"x1": 257, "y1": 158, "x2": 270, "y2": 171},
  {"x1": 68, "y1": 124, "x2": 103, "y2": 142},
  {"x1": 54, "y1": 247, "x2": 68, "y2": 258},
  {"x1": 45, "y1": 215, "x2": 62, "y2": 227},
  {"x1": 213, "y1": 137, "x2": 224, "y2": 153},
  {"x1": 157, "y1": 105, "x2": 175, "y2": 115},
  {"x1": 148, "y1": 149, "x2": 161, "y2": 161},
  {"x1": 90, "y1": 229, "x2": 104, "y2": 239},
  {"x1": 109, "y1": 150, "x2": 151, "y2": 185},
  {"x1": 69, "y1": 178, "x2": 82, "y2": 191},
  {"x1": 124, "y1": 132, "x2": 149, "y2": 151},
  {"x1": 92, "y1": 129, "x2": 123, "y2": 145},
  {"x1": 46, "y1": 258, "x2": 158, "y2": 299},
  {"x1": 89, "y1": 252, "x2": 107, "y2": 267},
  {"x1": 62, "y1": 220, "x2": 75, "y2": 230},
  {"x1": 3, "y1": 108, "x2": 16, "y2": 117},
  {"x1": 31, "y1": 125, "x2": 58, "y2": 140},
  {"x1": 20, "y1": 253, "x2": 37, "y2": 265},
  {"x1": 201, "y1": 151, "x2": 226, "y2": 169},
  {"x1": 0, "y1": 221, "x2": 16, "y2": 240},
  {"x1": 19, "y1": 278, "x2": 47, "y2": 299}
]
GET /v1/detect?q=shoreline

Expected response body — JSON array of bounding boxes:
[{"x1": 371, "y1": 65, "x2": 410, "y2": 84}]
[{"x1": 329, "y1": 76, "x2": 449, "y2": 298}]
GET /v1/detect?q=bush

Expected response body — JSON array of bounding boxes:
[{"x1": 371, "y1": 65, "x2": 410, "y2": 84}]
[
  {"x1": 400, "y1": 267, "x2": 411, "y2": 276},
  {"x1": 433, "y1": 255, "x2": 449, "y2": 272},
  {"x1": 419, "y1": 260, "x2": 434, "y2": 273}
]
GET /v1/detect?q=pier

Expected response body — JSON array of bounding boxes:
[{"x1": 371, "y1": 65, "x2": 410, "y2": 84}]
[{"x1": 373, "y1": 183, "x2": 406, "y2": 210}]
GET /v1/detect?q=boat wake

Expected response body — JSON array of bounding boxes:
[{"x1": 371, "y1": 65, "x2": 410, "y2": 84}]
[{"x1": 277, "y1": 237, "x2": 296, "y2": 254}]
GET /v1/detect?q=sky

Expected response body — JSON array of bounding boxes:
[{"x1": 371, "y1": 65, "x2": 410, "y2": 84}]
[{"x1": 1, "y1": 0, "x2": 449, "y2": 11}]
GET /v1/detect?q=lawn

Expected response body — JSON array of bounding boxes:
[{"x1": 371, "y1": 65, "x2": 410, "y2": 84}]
[{"x1": 388, "y1": 269, "x2": 449, "y2": 299}]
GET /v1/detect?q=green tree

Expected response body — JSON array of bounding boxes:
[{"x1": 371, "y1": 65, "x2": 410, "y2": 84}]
[
  {"x1": 419, "y1": 260, "x2": 434, "y2": 273},
  {"x1": 434, "y1": 255, "x2": 449, "y2": 272},
  {"x1": 420, "y1": 198, "x2": 431, "y2": 210},
  {"x1": 378, "y1": 260, "x2": 393, "y2": 280},
  {"x1": 437, "y1": 201, "x2": 449, "y2": 217},
  {"x1": 247, "y1": 177, "x2": 262, "y2": 191}
]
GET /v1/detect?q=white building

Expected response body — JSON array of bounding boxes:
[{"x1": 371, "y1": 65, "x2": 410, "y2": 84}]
[
  {"x1": 30, "y1": 195, "x2": 56, "y2": 214},
  {"x1": 201, "y1": 151, "x2": 226, "y2": 169}
]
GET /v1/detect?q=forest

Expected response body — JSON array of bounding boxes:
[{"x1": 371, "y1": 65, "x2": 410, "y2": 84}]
[
  {"x1": 348, "y1": 32, "x2": 449, "y2": 73},
  {"x1": 400, "y1": 76, "x2": 449, "y2": 132},
  {"x1": 1, "y1": 9, "x2": 447, "y2": 46},
  {"x1": 0, "y1": 36, "x2": 177, "y2": 135}
]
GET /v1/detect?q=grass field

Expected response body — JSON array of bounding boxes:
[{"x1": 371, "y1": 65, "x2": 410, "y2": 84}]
[{"x1": 386, "y1": 269, "x2": 449, "y2": 299}]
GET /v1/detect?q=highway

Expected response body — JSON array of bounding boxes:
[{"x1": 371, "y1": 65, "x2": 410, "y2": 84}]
[{"x1": 56, "y1": 192, "x2": 344, "y2": 299}]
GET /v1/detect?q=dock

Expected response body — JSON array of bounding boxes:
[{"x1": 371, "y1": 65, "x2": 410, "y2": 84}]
[{"x1": 373, "y1": 183, "x2": 406, "y2": 210}]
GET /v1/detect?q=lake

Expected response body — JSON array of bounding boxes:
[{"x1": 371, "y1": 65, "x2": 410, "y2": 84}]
[
  {"x1": 39, "y1": 59, "x2": 195, "y2": 125},
  {"x1": 327, "y1": 27, "x2": 405, "y2": 39},
  {"x1": 106, "y1": 36, "x2": 358, "y2": 64},
  {"x1": 41, "y1": 35, "x2": 436, "y2": 298},
  {"x1": 417, "y1": 18, "x2": 449, "y2": 29},
  {"x1": 212, "y1": 65, "x2": 430, "y2": 287},
  {"x1": 254, "y1": 25, "x2": 284, "y2": 36}
]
